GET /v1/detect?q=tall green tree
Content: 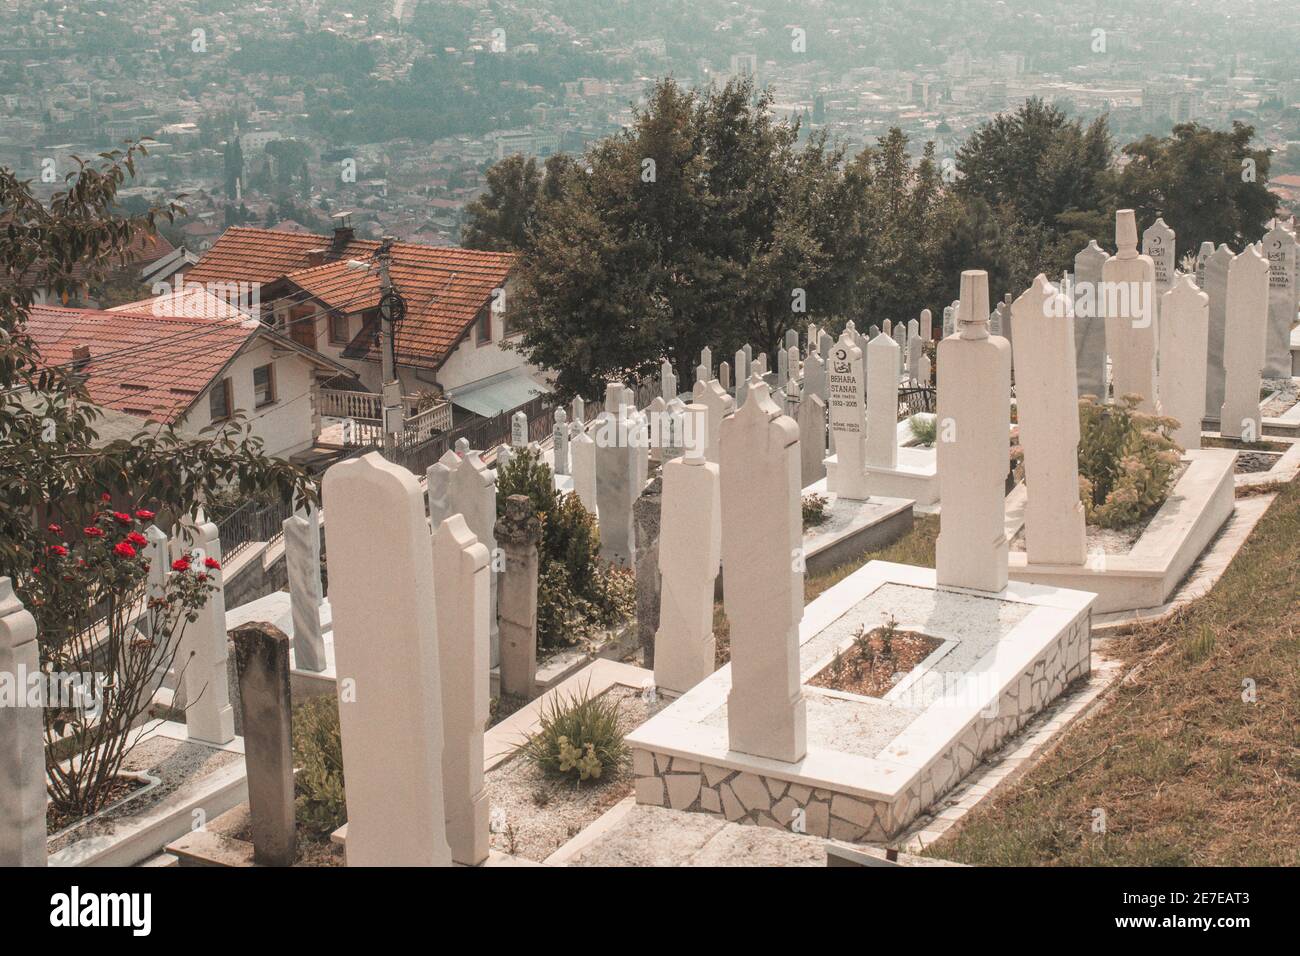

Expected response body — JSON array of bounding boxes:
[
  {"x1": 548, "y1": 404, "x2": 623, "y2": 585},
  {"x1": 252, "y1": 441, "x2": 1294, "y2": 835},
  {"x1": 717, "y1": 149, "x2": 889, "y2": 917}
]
[
  {"x1": 461, "y1": 153, "x2": 577, "y2": 253},
  {"x1": 1113, "y1": 122, "x2": 1279, "y2": 261}
]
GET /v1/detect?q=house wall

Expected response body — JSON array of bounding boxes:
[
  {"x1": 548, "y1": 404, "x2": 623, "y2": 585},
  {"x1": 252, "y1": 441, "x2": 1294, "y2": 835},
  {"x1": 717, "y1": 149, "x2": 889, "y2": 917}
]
[{"x1": 181, "y1": 337, "x2": 319, "y2": 459}]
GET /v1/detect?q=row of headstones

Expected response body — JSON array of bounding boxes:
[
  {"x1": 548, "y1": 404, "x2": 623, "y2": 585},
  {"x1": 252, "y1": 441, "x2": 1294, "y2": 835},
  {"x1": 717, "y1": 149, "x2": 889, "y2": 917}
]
[
  {"x1": 1063, "y1": 214, "x2": 1297, "y2": 443},
  {"x1": 649, "y1": 269, "x2": 1036, "y2": 765}
]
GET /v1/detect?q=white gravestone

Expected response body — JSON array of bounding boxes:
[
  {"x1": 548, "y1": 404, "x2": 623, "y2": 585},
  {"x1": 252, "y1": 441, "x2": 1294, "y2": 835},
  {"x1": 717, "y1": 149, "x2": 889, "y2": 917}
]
[
  {"x1": 827, "y1": 328, "x2": 869, "y2": 499},
  {"x1": 1011, "y1": 276, "x2": 1086, "y2": 566},
  {"x1": 1159, "y1": 276, "x2": 1210, "y2": 450},
  {"x1": 323, "y1": 453, "x2": 451, "y2": 866},
  {"x1": 936, "y1": 271, "x2": 1011, "y2": 593},
  {"x1": 1202, "y1": 244, "x2": 1233, "y2": 418},
  {"x1": 433, "y1": 515, "x2": 491, "y2": 867},
  {"x1": 692, "y1": 377, "x2": 734, "y2": 464},
  {"x1": 182, "y1": 517, "x2": 235, "y2": 745},
  {"x1": 511, "y1": 411, "x2": 528, "y2": 448},
  {"x1": 661, "y1": 360, "x2": 677, "y2": 401},
  {"x1": 1220, "y1": 245, "x2": 1270, "y2": 441},
  {"x1": 1073, "y1": 240, "x2": 1109, "y2": 399},
  {"x1": 1103, "y1": 210, "x2": 1158, "y2": 412},
  {"x1": 0, "y1": 579, "x2": 44, "y2": 866},
  {"x1": 654, "y1": 405, "x2": 722, "y2": 694},
  {"x1": 441, "y1": 450, "x2": 500, "y2": 668},
  {"x1": 803, "y1": 348, "x2": 827, "y2": 403},
  {"x1": 720, "y1": 375, "x2": 806, "y2": 763},
  {"x1": 865, "y1": 332, "x2": 900, "y2": 470},
  {"x1": 283, "y1": 502, "x2": 327, "y2": 672},
  {"x1": 734, "y1": 350, "x2": 748, "y2": 409},
  {"x1": 1263, "y1": 223, "x2": 1297, "y2": 379},
  {"x1": 570, "y1": 425, "x2": 598, "y2": 518},
  {"x1": 1143, "y1": 217, "x2": 1176, "y2": 295}
]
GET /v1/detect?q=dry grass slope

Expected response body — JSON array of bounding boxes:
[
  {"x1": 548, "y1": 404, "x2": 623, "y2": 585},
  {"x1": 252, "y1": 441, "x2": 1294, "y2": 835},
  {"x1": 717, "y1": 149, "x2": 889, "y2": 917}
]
[{"x1": 925, "y1": 478, "x2": 1300, "y2": 865}]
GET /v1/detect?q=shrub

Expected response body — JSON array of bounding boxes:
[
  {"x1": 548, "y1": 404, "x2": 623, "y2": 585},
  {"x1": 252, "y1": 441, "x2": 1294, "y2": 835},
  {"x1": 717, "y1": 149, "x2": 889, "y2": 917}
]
[
  {"x1": 802, "y1": 492, "x2": 829, "y2": 528},
  {"x1": 515, "y1": 683, "x2": 628, "y2": 784},
  {"x1": 292, "y1": 695, "x2": 347, "y2": 838},
  {"x1": 908, "y1": 414, "x2": 937, "y2": 446},
  {"x1": 1077, "y1": 394, "x2": 1183, "y2": 529},
  {"x1": 496, "y1": 446, "x2": 633, "y2": 648}
]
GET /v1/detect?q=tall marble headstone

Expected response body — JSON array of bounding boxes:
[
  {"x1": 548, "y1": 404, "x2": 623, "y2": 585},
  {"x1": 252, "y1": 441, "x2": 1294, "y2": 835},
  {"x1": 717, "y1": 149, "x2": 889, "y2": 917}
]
[
  {"x1": 1220, "y1": 246, "x2": 1269, "y2": 440},
  {"x1": 720, "y1": 378, "x2": 806, "y2": 763},
  {"x1": 865, "y1": 333, "x2": 899, "y2": 469},
  {"x1": 1263, "y1": 222, "x2": 1297, "y2": 379},
  {"x1": 282, "y1": 502, "x2": 326, "y2": 673},
  {"x1": 936, "y1": 271, "x2": 1011, "y2": 593},
  {"x1": 1011, "y1": 276, "x2": 1085, "y2": 566},
  {"x1": 1103, "y1": 210, "x2": 1158, "y2": 411},
  {"x1": 0, "y1": 579, "x2": 44, "y2": 866},
  {"x1": 827, "y1": 328, "x2": 868, "y2": 499},
  {"x1": 1159, "y1": 276, "x2": 1210, "y2": 450}
]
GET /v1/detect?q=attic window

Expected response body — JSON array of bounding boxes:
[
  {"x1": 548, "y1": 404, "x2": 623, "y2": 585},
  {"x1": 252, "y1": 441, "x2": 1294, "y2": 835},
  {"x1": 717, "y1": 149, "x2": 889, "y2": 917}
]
[{"x1": 118, "y1": 383, "x2": 148, "y2": 391}]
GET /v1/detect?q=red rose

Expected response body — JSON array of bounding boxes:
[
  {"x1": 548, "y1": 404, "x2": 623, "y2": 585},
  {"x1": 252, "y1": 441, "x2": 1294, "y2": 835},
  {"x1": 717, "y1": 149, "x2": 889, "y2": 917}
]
[
  {"x1": 134, "y1": 509, "x2": 155, "y2": 521},
  {"x1": 83, "y1": 527, "x2": 105, "y2": 538},
  {"x1": 113, "y1": 511, "x2": 132, "y2": 525},
  {"x1": 100, "y1": 493, "x2": 112, "y2": 502},
  {"x1": 127, "y1": 531, "x2": 148, "y2": 547},
  {"x1": 113, "y1": 541, "x2": 137, "y2": 559},
  {"x1": 204, "y1": 557, "x2": 221, "y2": 570},
  {"x1": 171, "y1": 557, "x2": 191, "y2": 572},
  {"x1": 47, "y1": 523, "x2": 63, "y2": 535},
  {"x1": 47, "y1": 544, "x2": 68, "y2": 557}
]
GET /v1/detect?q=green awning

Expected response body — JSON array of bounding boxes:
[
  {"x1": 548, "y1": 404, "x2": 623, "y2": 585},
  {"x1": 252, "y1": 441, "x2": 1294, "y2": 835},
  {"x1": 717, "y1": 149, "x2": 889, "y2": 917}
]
[{"x1": 447, "y1": 369, "x2": 547, "y2": 417}]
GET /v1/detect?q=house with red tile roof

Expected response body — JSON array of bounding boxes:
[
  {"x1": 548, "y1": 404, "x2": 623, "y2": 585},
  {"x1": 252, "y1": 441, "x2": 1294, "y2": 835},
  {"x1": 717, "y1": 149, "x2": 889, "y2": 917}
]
[
  {"x1": 183, "y1": 218, "x2": 548, "y2": 422},
  {"x1": 22, "y1": 304, "x2": 353, "y2": 461}
]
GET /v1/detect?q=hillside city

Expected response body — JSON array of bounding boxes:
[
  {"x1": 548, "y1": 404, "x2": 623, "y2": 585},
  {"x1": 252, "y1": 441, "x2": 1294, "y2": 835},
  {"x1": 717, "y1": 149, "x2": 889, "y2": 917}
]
[
  {"x1": 0, "y1": 0, "x2": 1297, "y2": 915},
  {"x1": 6, "y1": 0, "x2": 1300, "y2": 247}
]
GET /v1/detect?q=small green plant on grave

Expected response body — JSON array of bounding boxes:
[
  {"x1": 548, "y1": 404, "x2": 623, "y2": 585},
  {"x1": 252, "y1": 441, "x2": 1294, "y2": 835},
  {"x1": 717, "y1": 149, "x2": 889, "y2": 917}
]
[
  {"x1": 908, "y1": 414, "x2": 937, "y2": 446},
  {"x1": 802, "y1": 492, "x2": 830, "y2": 528},
  {"x1": 515, "y1": 682, "x2": 627, "y2": 785},
  {"x1": 829, "y1": 648, "x2": 845, "y2": 680},
  {"x1": 292, "y1": 695, "x2": 346, "y2": 838},
  {"x1": 878, "y1": 614, "x2": 898, "y2": 657},
  {"x1": 1077, "y1": 394, "x2": 1183, "y2": 529},
  {"x1": 496, "y1": 446, "x2": 633, "y2": 649}
]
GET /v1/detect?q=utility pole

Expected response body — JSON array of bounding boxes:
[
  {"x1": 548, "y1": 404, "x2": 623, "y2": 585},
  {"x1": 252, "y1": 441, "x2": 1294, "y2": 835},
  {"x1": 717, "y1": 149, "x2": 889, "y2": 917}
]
[{"x1": 377, "y1": 236, "x2": 405, "y2": 455}]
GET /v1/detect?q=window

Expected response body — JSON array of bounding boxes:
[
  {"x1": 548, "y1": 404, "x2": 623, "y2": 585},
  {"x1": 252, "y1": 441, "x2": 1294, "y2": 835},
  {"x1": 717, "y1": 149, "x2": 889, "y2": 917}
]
[
  {"x1": 329, "y1": 312, "x2": 350, "y2": 345},
  {"x1": 253, "y1": 363, "x2": 276, "y2": 407},
  {"x1": 208, "y1": 378, "x2": 232, "y2": 420},
  {"x1": 475, "y1": 308, "x2": 491, "y2": 345}
]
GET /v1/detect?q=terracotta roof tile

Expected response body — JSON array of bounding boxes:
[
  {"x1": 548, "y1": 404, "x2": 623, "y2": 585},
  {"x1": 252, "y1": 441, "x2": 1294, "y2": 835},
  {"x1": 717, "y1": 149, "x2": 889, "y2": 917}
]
[
  {"x1": 184, "y1": 226, "x2": 517, "y2": 368},
  {"x1": 23, "y1": 304, "x2": 256, "y2": 424}
]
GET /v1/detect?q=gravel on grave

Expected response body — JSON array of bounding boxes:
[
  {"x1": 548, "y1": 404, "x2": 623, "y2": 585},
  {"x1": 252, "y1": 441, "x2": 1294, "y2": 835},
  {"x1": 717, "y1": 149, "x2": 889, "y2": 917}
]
[
  {"x1": 486, "y1": 685, "x2": 667, "y2": 862},
  {"x1": 1259, "y1": 379, "x2": 1297, "y2": 418},
  {"x1": 1235, "y1": 451, "x2": 1281, "y2": 474},
  {"x1": 46, "y1": 733, "x2": 241, "y2": 855}
]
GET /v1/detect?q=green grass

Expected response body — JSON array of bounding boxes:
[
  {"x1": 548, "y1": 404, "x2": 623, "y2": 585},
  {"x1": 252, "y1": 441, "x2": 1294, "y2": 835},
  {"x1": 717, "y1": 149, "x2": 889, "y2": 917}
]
[{"x1": 923, "y1": 478, "x2": 1300, "y2": 866}]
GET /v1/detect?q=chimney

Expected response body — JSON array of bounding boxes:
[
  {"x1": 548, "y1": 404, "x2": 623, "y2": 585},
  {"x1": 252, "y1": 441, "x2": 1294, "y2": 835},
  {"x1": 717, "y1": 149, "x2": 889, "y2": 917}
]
[
  {"x1": 71, "y1": 344, "x2": 91, "y2": 369},
  {"x1": 305, "y1": 248, "x2": 327, "y2": 267},
  {"x1": 330, "y1": 211, "x2": 354, "y2": 251}
]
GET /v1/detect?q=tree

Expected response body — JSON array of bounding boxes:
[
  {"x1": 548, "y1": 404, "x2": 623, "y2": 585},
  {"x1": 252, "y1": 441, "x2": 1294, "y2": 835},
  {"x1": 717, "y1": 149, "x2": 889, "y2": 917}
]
[
  {"x1": 1, "y1": 144, "x2": 315, "y2": 817},
  {"x1": 511, "y1": 77, "x2": 868, "y2": 399},
  {"x1": 1113, "y1": 122, "x2": 1279, "y2": 262}
]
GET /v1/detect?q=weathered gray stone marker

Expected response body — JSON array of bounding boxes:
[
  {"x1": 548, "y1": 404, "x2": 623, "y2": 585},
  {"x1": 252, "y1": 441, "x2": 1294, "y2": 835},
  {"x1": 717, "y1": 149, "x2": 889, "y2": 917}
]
[
  {"x1": 1203, "y1": 243, "x2": 1233, "y2": 418},
  {"x1": 231, "y1": 622, "x2": 296, "y2": 866},
  {"x1": 495, "y1": 495, "x2": 542, "y2": 701},
  {"x1": 1073, "y1": 240, "x2": 1108, "y2": 399}
]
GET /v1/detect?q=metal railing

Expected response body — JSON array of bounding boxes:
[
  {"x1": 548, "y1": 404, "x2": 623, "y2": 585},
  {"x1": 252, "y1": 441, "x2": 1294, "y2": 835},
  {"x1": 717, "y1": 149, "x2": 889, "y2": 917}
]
[
  {"x1": 213, "y1": 497, "x2": 296, "y2": 561},
  {"x1": 319, "y1": 387, "x2": 454, "y2": 444}
]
